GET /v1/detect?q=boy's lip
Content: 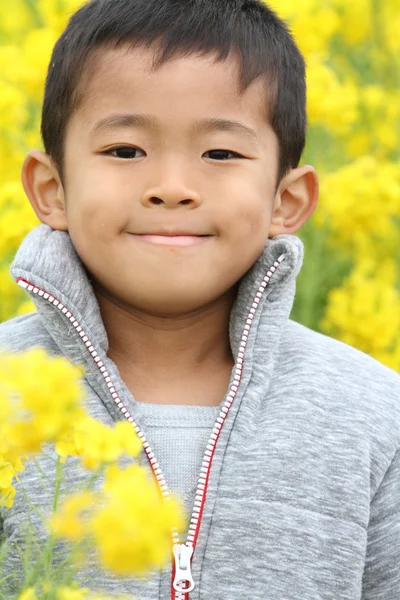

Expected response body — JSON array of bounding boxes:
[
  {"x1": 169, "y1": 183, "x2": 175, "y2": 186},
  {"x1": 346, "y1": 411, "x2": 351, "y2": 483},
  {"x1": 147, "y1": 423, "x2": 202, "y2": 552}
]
[
  {"x1": 130, "y1": 233, "x2": 213, "y2": 246},
  {"x1": 131, "y1": 229, "x2": 211, "y2": 236}
]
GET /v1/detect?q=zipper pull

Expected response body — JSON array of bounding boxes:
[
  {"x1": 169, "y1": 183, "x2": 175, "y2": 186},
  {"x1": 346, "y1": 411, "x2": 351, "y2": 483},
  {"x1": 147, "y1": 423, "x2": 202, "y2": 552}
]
[{"x1": 172, "y1": 543, "x2": 195, "y2": 593}]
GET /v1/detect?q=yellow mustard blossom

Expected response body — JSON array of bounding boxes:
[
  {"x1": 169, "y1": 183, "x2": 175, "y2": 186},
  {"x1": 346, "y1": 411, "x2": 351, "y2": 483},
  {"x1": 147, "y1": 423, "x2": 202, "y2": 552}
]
[
  {"x1": 267, "y1": 1, "x2": 340, "y2": 57},
  {"x1": 55, "y1": 417, "x2": 142, "y2": 470},
  {"x1": 0, "y1": 1, "x2": 31, "y2": 37},
  {"x1": 91, "y1": 464, "x2": 186, "y2": 576},
  {"x1": 56, "y1": 588, "x2": 90, "y2": 600},
  {"x1": 24, "y1": 583, "x2": 132, "y2": 600},
  {"x1": 86, "y1": 594, "x2": 132, "y2": 600},
  {"x1": 0, "y1": 484, "x2": 17, "y2": 509},
  {"x1": 17, "y1": 589, "x2": 38, "y2": 600},
  {"x1": 0, "y1": 448, "x2": 25, "y2": 493},
  {"x1": 20, "y1": 28, "x2": 59, "y2": 101},
  {"x1": 51, "y1": 491, "x2": 96, "y2": 542},
  {"x1": 52, "y1": 464, "x2": 186, "y2": 577},
  {"x1": 0, "y1": 348, "x2": 85, "y2": 455},
  {"x1": 316, "y1": 156, "x2": 400, "y2": 255},
  {"x1": 0, "y1": 348, "x2": 86, "y2": 506},
  {"x1": 0, "y1": 180, "x2": 39, "y2": 258},
  {"x1": 347, "y1": 86, "x2": 400, "y2": 158},
  {"x1": 57, "y1": 590, "x2": 132, "y2": 600},
  {"x1": 0, "y1": 82, "x2": 28, "y2": 131},
  {"x1": 306, "y1": 57, "x2": 359, "y2": 133},
  {"x1": 56, "y1": 584, "x2": 132, "y2": 600},
  {"x1": 0, "y1": 388, "x2": 25, "y2": 507},
  {"x1": 37, "y1": 0, "x2": 86, "y2": 34},
  {"x1": 0, "y1": 267, "x2": 28, "y2": 323},
  {"x1": 16, "y1": 300, "x2": 37, "y2": 317},
  {"x1": 382, "y1": 2, "x2": 400, "y2": 55},
  {"x1": 322, "y1": 258, "x2": 400, "y2": 371},
  {"x1": 332, "y1": 0, "x2": 373, "y2": 46},
  {"x1": 291, "y1": 9, "x2": 340, "y2": 58},
  {"x1": 0, "y1": 44, "x2": 24, "y2": 87}
]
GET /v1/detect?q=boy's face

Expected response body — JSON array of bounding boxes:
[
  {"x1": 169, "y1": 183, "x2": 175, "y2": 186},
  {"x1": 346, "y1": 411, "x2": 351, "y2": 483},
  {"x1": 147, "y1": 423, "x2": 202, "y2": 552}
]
[{"x1": 24, "y1": 46, "x2": 317, "y2": 316}]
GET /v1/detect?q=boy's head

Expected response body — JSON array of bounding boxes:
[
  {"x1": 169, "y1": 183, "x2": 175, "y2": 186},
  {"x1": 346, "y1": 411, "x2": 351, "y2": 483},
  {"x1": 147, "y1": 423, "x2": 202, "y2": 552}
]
[{"x1": 22, "y1": 0, "x2": 318, "y2": 317}]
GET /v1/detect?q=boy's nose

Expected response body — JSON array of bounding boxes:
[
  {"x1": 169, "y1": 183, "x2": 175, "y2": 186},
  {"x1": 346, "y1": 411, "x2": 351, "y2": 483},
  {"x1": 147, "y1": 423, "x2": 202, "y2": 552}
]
[{"x1": 141, "y1": 187, "x2": 202, "y2": 209}]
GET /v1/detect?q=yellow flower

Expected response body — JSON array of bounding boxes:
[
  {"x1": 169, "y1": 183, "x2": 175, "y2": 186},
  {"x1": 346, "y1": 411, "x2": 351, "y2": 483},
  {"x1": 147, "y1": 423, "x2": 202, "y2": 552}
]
[
  {"x1": 307, "y1": 57, "x2": 359, "y2": 133},
  {"x1": 87, "y1": 594, "x2": 132, "y2": 600},
  {"x1": 346, "y1": 86, "x2": 400, "y2": 158},
  {"x1": 0, "y1": 395, "x2": 25, "y2": 507},
  {"x1": 317, "y1": 156, "x2": 400, "y2": 256},
  {"x1": 56, "y1": 417, "x2": 142, "y2": 470},
  {"x1": 51, "y1": 463, "x2": 186, "y2": 578},
  {"x1": 56, "y1": 589, "x2": 131, "y2": 600},
  {"x1": 16, "y1": 300, "x2": 36, "y2": 316},
  {"x1": 19, "y1": 28, "x2": 59, "y2": 100},
  {"x1": 0, "y1": 349, "x2": 85, "y2": 464},
  {"x1": 17, "y1": 588, "x2": 38, "y2": 600},
  {"x1": 322, "y1": 259, "x2": 400, "y2": 371},
  {"x1": 51, "y1": 491, "x2": 96, "y2": 542},
  {"x1": 0, "y1": 1, "x2": 31, "y2": 37},
  {"x1": 37, "y1": 0, "x2": 86, "y2": 34},
  {"x1": 333, "y1": 0, "x2": 373, "y2": 46},
  {"x1": 383, "y1": 3, "x2": 400, "y2": 54},
  {"x1": 91, "y1": 464, "x2": 186, "y2": 576},
  {"x1": 0, "y1": 484, "x2": 17, "y2": 508},
  {"x1": 0, "y1": 266, "x2": 31, "y2": 323},
  {"x1": 0, "y1": 453, "x2": 24, "y2": 488},
  {"x1": 0, "y1": 45, "x2": 24, "y2": 86},
  {"x1": 292, "y1": 9, "x2": 340, "y2": 57},
  {"x1": 0, "y1": 180, "x2": 39, "y2": 260},
  {"x1": 56, "y1": 588, "x2": 89, "y2": 600},
  {"x1": 0, "y1": 82, "x2": 28, "y2": 130}
]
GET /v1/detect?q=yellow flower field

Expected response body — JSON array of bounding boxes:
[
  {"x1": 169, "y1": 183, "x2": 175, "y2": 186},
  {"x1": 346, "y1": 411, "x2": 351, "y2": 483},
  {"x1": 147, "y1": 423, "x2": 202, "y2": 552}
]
[
  {"x1": 0, "y1": 347, "x2": 185, "y2": 597},
  {"x1": 0, "y1": 0, "x2": 399, "y2": 370}
]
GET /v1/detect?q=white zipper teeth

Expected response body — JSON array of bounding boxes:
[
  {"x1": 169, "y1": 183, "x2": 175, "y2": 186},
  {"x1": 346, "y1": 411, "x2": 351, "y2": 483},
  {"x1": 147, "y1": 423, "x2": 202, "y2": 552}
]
[
  {"x1": 183, "y1": 255, "x2": 285, "y2": 549},
  {"x1": 17, "y1": 253, "x2": 285, "y2": 598},
  {"x1": 17, "y1": 279, "x2": 172, "y2": 504}
]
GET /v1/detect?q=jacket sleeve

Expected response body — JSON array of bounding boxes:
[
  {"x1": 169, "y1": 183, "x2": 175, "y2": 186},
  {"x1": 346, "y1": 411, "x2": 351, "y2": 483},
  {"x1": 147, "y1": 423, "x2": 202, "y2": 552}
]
[{"x1": 361, "y1": 446, "x2": 400, "y2": 599}]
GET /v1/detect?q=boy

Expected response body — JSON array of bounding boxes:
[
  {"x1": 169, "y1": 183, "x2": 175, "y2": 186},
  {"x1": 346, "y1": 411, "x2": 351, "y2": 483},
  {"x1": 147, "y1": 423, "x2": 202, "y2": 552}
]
[{"x1": 1, "y1": 0, "x2": 400, "y2": 598}]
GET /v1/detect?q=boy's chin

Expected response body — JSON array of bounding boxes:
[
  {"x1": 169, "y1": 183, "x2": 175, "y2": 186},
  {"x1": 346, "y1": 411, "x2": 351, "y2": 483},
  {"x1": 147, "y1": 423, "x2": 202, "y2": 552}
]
[{"x1": 118, "y1": 285, "x2": 236, "y2": 317}]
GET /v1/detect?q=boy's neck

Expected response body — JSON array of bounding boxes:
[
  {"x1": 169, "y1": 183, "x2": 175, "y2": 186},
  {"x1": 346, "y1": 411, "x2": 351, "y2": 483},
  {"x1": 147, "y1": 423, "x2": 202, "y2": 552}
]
[{"x1": 95, "y1": 286, "x2": 237, "y2": 406}]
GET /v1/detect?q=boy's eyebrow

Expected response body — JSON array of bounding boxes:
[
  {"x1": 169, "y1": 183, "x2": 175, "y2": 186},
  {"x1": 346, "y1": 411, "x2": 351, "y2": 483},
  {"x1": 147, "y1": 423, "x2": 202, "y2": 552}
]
[{"x1": 90, "y1": 113, "x2": 259, "y2": 142}]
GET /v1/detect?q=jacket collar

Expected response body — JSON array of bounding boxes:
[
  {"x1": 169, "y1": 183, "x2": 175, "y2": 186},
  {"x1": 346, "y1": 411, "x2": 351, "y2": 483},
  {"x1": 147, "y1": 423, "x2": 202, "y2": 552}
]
[{"x1": 10, "y1": 224, "x2": 303, "y2": 412}]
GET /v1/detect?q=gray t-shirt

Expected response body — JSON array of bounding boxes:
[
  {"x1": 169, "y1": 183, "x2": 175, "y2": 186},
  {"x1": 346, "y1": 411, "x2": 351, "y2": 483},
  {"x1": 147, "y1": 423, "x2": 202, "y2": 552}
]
[{"x1": 136, "y1": 401, "x2": 220, "y2": 518}]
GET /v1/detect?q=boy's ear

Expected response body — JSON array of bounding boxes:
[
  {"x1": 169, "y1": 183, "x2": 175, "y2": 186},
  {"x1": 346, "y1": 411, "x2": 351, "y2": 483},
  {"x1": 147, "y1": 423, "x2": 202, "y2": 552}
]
[
  {"x1": 269, "y1": 165, "x2": 319, "y2": 237},
  {"x1": 21, "y1": 149, "x2": 68, "y2": 231}
]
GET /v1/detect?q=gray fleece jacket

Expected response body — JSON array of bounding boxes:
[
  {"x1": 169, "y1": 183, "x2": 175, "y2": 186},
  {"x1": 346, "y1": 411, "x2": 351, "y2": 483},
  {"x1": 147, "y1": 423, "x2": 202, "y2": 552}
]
[{"x1": 1, "y1": 224, "x2": 400, "y2": 600}]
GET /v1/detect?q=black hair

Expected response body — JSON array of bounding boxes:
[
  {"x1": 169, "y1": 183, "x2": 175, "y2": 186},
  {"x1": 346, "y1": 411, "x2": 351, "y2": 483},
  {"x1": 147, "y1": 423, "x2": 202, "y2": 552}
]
[{"x1": 42, "y1": 0, "x2": 306, "y2": 185}]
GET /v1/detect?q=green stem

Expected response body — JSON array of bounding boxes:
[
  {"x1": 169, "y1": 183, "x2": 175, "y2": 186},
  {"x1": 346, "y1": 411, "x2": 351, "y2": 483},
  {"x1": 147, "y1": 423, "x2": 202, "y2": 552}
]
[
  {"x1": 38, "y1": 455, "x2": 63, "y2": 593},
  {"x1": 22, "y1": 0, "x2": 45, "y2": 28},
  {"x1": 51, "y1": 539, "x2": 89, "y2": 587},
  {"x1": 370, "y1": 0, "x2": 397, "y2": 87},
  {"x1": 18, "y1": 483, "x2": 46, "y2": 525},
  {"x1": 0, "y1": 573, "x2": 15, "y2": 586},
  {"x1": 83, "y1": 462, "x2": 106, "y2": 491},
  {"x1": 32, "y1": 457, "x2": 52, "y2": 493}
]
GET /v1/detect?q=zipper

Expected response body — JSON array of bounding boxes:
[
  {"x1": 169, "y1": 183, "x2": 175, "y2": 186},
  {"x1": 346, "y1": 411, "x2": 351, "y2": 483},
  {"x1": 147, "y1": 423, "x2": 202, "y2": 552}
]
[
  {"x1": 17, "y1": 253, "x2": 285, "y2": 599},
  {"x1": 172, "y1": 543, "x2": 194, "y2": 592}
]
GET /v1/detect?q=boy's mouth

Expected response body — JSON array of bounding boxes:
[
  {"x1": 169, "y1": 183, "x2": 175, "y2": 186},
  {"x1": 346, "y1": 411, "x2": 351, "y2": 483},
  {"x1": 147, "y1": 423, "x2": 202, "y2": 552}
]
[{"x1": 130, "y1": 233, "x2": 213, "y2": 246}]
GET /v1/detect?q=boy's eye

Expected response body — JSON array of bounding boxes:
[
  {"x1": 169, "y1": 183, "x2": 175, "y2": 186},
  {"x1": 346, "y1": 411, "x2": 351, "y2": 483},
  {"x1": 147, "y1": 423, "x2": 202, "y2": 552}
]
[
  {"x1": 204, "y1": 150, "x2": 243, "y2": 160},
  {"x1": 104, "y1": 147, "x2": 243, "y2": 160},
  {"x1": 105, "y1": 146, "x2": 145, "y2": 159}
]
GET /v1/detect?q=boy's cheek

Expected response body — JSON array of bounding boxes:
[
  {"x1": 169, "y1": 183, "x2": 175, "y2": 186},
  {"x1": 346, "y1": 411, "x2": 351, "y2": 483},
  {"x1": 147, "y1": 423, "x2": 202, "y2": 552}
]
[{"x1": 225, "y1": 205, "x2": 272, "y2": 244}]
